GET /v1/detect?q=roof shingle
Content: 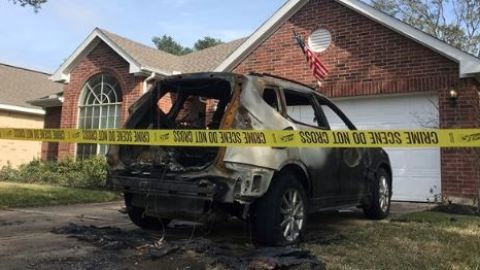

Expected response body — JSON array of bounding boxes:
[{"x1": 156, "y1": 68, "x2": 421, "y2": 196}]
[
  {"x1": 99, "y1": 29, "x2": 181, "y2": 73},
  {"x1": 99, "y1": 28, "x2": 247, "y2": 74},
  {"x1": 178, "y1": 38, "x2": 247, "y2": 73},
  {"x1": 0, "y1": 63, "x2": 63, "y2": 109}
]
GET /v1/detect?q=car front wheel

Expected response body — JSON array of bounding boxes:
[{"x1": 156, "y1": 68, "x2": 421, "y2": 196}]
[
  {"x1": 251, "y1": 173, "x2": 307, "y2": 246},
  {"x1": 363, "y1": 167, "x2": 391, "y2": 219}
]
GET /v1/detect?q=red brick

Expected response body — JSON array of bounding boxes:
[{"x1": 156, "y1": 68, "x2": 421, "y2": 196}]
[{"x1": 41, "y1": 107, "x2": 61, "y2": 161}]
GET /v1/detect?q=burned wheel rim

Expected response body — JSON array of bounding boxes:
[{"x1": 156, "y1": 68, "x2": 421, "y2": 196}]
[
  {"x1": 379, "y1": 175, "x2": 390, "y2": 212},
  {"x1": 280, "y1": 189, "x2": 305, "y2": 242}
]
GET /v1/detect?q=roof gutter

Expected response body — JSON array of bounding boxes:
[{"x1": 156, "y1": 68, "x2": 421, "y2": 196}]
[
  {"x1": 143, "y1": 72, "x2": 156, "y2": 94},
  {"x1": 140, "y1": 65, "x2": 171, "y2": 76},
  {"x1": 27, "y1": 95, "x2": 64, "y2": 108},
  {"x1": 0, "y1": 104, "x2": 45, "y2": 116}
]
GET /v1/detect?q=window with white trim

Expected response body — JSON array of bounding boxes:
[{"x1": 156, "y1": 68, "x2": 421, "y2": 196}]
[{"x1": 77, "y1": 73, "x2": 122, "y2": 159}]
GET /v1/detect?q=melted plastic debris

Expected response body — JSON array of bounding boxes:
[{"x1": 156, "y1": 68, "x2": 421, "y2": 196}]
[{"x1": 53, "y1": 223, "x2": 326, "y2": 270}]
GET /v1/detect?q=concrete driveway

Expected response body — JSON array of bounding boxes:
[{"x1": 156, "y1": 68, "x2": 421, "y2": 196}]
[
  {"x1": 0, "y1": 201, "x2": 433, "y2": 269},
  {"x1": 0, "y1": 202, "x2": 135, "y2": 269}
]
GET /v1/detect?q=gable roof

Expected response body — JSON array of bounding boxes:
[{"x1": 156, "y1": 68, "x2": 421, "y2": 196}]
[
  {"x1": 178, "y1": 38, "x2": 247, "y2": 73},
  {"x1": 215, "y1": 0, "x2": 480, "y2": 78},
  {"x1": 0, "y1": 63, "x2": 63, "y2": 115},
  {"x1": 51, "y1": 28, "x2": 246, "y2": 83},
  {"x1": 100, "y1": 29, "x2": 181, "y2": 74},
  {"x1": 102, "y1": 29, "x2": 247, "y2": 73}
]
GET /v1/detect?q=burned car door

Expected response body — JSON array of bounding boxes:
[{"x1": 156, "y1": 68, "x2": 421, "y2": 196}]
[
  {"x1": 280, "y1": 89, "x2": 341, "y2": 206},
  {"x1": 315, "y1": 95, "x2": 368, "y2": 203}
]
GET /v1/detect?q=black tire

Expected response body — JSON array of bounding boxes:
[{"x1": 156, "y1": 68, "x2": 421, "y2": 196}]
[
  {"x1": 363, "y1": 167, "x2": 391, "y2": 219},
  {"x1": 251, "y1": 173, "x2": 308, "y2": 246},
  {"x1": 124, "y1": 193, "x2": 171, "y2": 230}
]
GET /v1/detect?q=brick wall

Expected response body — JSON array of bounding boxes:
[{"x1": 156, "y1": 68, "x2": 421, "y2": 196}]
[
  {"x1": 234, "y1": 0, "x2": 480, "y2": 200},
  {"x1": 41, "y1": 106, "x2": 62, "y2": 161},
  {"x1": 439, "y1": 79, "x2": 480, "y2": 201},
  {"x1": 58, "y1": 41, "x2": 145, "y2": 158}
]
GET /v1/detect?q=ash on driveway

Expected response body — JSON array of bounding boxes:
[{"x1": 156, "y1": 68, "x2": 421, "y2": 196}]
[{"x1": 0, "y1": 201, "x2": 431, "y2": 270}]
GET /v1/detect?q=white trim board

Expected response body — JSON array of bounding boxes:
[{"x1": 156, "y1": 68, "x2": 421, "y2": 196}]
[
  {"x1": 215, "y1": 0, "x2": 480, "y2": 78},
  {"x1": 0, "y1": 104, "x2": 45, "y2": 115}
]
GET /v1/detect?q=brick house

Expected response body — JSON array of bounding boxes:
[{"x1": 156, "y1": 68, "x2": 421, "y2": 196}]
[
  {"x1": 0, "y1": 63, "x2": 63, "y2": 166},
  {"x1": 32, "y1": 0, "x2": 480, "y2": 203}
]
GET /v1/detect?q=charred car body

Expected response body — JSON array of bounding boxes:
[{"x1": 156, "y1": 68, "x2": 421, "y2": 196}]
[{"x1": 107, "y1": 72, "x2": 392, "y2": 245}]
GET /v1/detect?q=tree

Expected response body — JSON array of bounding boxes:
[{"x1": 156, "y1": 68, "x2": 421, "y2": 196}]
[
  {"x1": 194, "y1": 37, "x2": 223, "y2": 51},
  {"x1": 152, "y1": 35, "x2": 223, "y2": 55},
  {"x1": 453, "y1": 0, "x2": 480, "y2": 55},
  {"x1": 369, "y1": 0, "x2": 480, "y2": 57},
  {"x1": 8, "y1": 0, "x2": 47, "y2": 12},
  {"x1": 152, "y1": 35, "x2": 192, "y2": 56}
]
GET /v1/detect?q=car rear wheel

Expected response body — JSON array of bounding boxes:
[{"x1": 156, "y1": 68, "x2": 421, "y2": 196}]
[
  {"x1": 363, "y1": 168, "x2": 391, "y2": 219},
  {"x1": 124, "y1": 193, "x2": 171, "y2": 230},
  {"x1": 251, "y1": 174, "x2": 307, "y2": 246}
]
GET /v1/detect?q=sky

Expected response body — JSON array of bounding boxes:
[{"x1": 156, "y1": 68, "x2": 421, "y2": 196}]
[{"x1": 0, "y1": 0, "x2": 286, "y2": 73}]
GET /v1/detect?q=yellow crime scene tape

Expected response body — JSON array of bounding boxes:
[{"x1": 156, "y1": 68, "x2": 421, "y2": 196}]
[{"x1": 0, "y1": 128, "x2": 479, "y2": 148}]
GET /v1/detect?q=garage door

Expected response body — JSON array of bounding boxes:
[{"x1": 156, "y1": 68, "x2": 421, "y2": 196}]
[{"x1": 330, "y1": 94, "x2": 441, "y2": 202}]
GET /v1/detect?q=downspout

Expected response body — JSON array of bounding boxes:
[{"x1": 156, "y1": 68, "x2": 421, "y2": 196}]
[{"x1": 143, "y1": 72, "x2": 156, "y2": 94}]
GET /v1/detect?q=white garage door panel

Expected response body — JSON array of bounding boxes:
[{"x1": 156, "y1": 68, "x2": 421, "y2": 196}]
[
  {"x1": 386, "y1": 148, "x2": 441, "y2": 201},
  {"x1": 331, "y1": 94, "x2": 441, "y2": 202}
]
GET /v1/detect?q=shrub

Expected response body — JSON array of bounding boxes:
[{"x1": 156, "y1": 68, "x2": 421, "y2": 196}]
[
  {"x1": 18, "y1": 159, "x2": 49, "y2": 184},
  {"x1": 0, "y1": 157, "x2": 108, "y2": 190},
  {"x1": 0, "y1": 162, "x2": 21, "y2": 182},
  {"x1": 80, "y1": 156, "x2": 108, "y2": 188}
]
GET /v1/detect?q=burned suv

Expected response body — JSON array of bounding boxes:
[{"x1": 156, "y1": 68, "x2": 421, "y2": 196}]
[{"x1": 107, "y1": 72, "x2": 392, "y2": 245}]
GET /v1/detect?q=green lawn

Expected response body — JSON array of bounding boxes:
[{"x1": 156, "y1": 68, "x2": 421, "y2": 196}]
[
  {"x1": 0, "y1": 182, "x2": 120, "y2": 209},
  {"x1": 305, "y1": 211, "x2": 480, "y2": 270}
]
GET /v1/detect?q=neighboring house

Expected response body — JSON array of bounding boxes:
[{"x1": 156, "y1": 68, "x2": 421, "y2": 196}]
[
  {"x1": 31, "y1": 0, "x2": 480, "y2": 203},
  {"x1": 0, "y1": 63, "x2": 63, "y2": 166}
]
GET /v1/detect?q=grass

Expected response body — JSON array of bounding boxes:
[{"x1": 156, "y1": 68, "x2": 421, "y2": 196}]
[
  {"x1": 0, "y1": 182, "x2": 120, "y2": 209},
  {"x1": 304, "y1": 211, "x2": 480, "y2": 270}
]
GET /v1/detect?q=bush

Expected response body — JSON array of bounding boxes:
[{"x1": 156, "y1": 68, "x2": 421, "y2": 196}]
[
  {"x1": 0, "y1": 157, "x2": 108, "y2": 190},
  {"x1": 0, "y1": 162, "x2": 21, "y2": 182}
]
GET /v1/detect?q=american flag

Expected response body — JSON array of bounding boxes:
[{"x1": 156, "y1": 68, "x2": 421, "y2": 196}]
[{"x1": 294, "y1": 31, "x2": 329, "y2": 85}]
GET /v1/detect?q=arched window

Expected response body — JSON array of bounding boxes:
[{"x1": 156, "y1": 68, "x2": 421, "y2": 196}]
[{"x1": 77, "y1": 73, "x2": 122, "y2": 159}]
